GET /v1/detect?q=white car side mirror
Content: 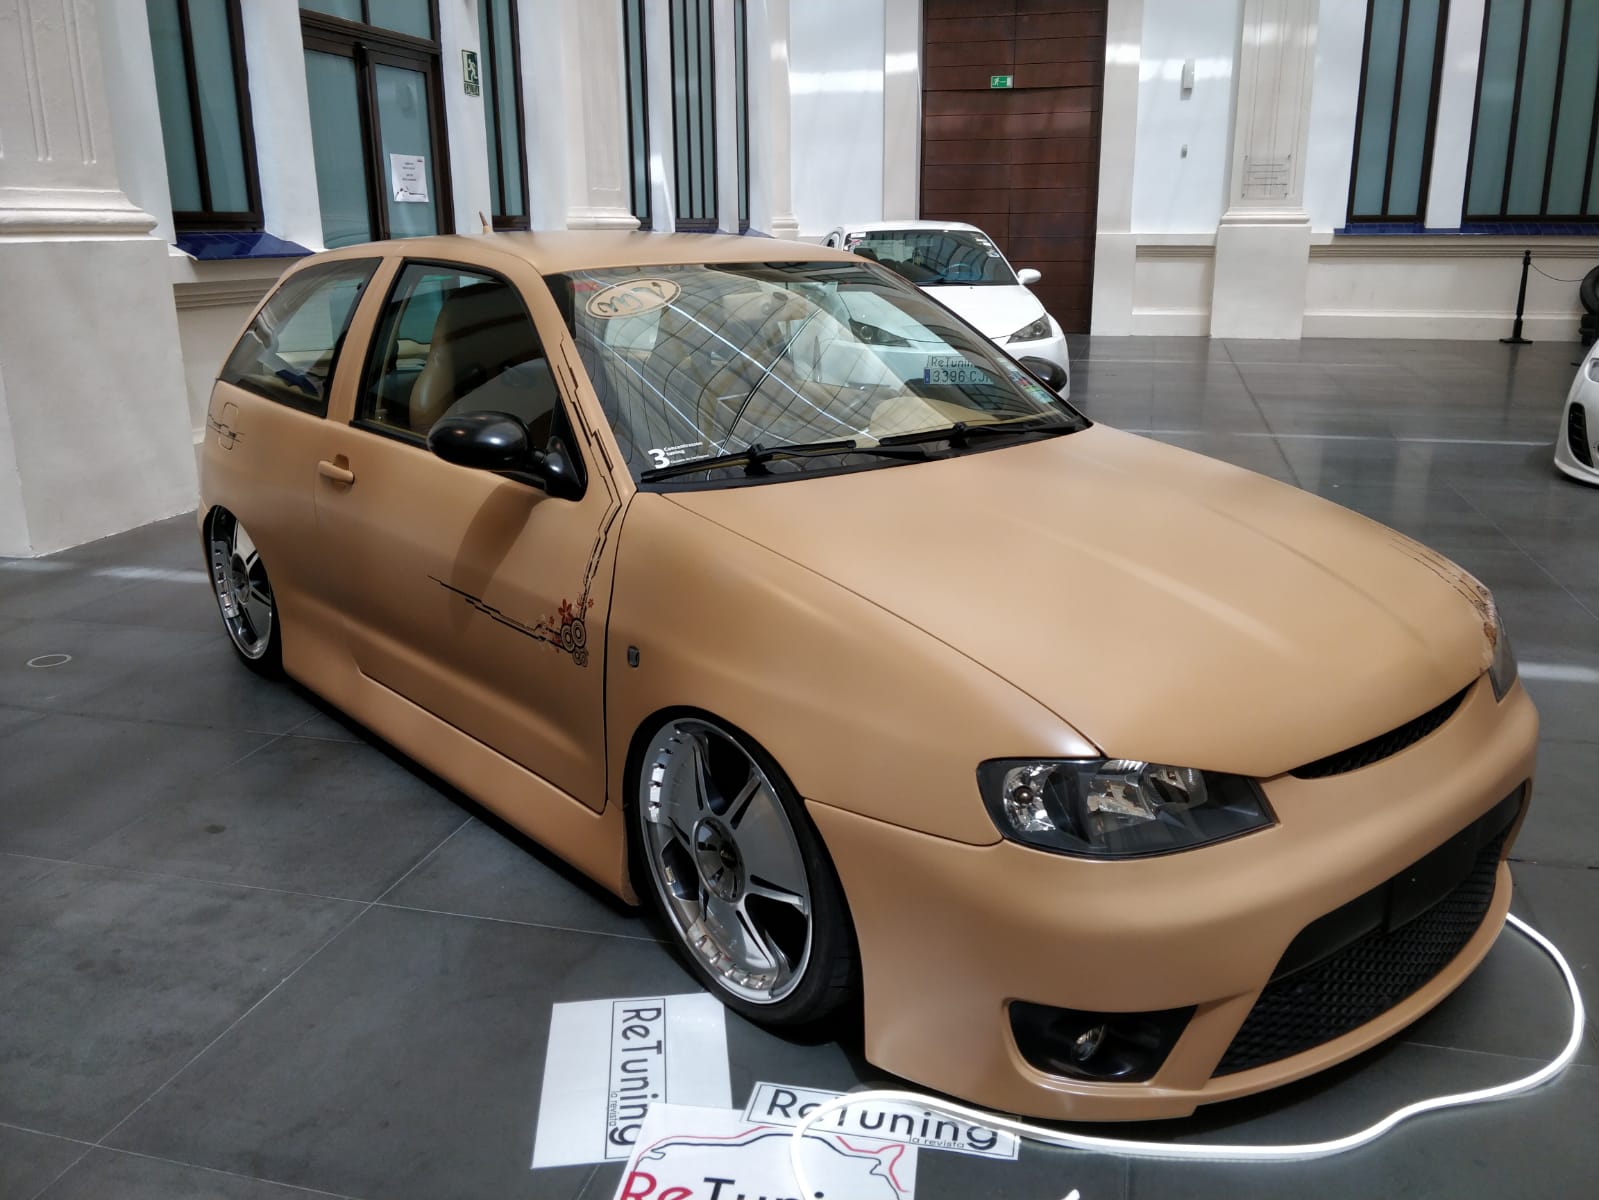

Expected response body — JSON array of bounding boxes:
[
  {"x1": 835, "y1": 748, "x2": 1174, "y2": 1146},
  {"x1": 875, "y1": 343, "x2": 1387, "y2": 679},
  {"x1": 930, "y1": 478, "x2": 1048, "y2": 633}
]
[{"x1": 1017, "y1": 268, "x2": 1042, "y2": 286}]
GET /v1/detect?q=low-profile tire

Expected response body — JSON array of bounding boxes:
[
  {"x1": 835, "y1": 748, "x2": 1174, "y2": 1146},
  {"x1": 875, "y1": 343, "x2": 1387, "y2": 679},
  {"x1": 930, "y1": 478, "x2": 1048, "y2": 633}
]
[
  {"x1": 206, "y1": 509, "x2": 283, "y2": 677},
  {"x1": 630, "y1": 713, "x2": 857, "y2": 1026}
]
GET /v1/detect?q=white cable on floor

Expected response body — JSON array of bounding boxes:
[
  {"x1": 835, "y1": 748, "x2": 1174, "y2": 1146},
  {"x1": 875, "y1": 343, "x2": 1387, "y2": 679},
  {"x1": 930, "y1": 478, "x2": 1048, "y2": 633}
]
[{"x1": 790, "y1": 913, "x2": 1584, "y2": 1190}]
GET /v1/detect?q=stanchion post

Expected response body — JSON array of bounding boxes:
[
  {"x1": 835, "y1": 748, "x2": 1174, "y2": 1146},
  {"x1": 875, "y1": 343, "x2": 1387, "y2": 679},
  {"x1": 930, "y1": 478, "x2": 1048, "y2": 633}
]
[{"x1": 1501, "y1": 249, "x2": 1533, "y2": 345}]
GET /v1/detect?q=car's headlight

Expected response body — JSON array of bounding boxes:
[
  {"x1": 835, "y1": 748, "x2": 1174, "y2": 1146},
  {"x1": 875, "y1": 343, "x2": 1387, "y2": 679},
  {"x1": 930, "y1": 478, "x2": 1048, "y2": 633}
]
[
  {"x1": 1008, "y1": 315, "x2": 1052, "y2": 343},
  {"x1": 1586, "y1": 353, "x2": 1599, "y2": 383},
  {"x1": 1488, "y1": 608, "x2": 1518, "y2": 701},
  {"x1": 978, "y1": 759, "x2": 1274, "y2": 858}
]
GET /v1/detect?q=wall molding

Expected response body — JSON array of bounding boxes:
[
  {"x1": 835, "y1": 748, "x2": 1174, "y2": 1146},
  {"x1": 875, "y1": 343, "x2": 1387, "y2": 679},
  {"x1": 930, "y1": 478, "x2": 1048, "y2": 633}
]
[
  {"x1": 1314, "y1": 236, "x2": 1599, "y2": 260},
  {"x1": 172, "y1": 278, "x2": 274, "y2": 310}
]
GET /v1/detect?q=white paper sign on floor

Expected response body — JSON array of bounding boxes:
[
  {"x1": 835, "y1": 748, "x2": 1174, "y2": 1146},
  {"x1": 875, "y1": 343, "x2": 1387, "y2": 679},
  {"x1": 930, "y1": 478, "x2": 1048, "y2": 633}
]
[
  {"x1": 611, "y1": 1103, "x2": 918, "y2": 1200},
  {"x1": 742, "y1": 1082, "x2": 1020, "y2": 1161},
  {"x1": 531, "y1": 993, "x2": 732, "y2": 1169}
]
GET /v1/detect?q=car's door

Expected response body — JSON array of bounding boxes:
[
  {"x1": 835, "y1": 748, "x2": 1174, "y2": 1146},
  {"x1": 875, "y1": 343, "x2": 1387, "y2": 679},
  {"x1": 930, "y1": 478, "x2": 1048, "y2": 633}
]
[{"x1": 311, "y1": 255, "x2": 623, "y2": 809}]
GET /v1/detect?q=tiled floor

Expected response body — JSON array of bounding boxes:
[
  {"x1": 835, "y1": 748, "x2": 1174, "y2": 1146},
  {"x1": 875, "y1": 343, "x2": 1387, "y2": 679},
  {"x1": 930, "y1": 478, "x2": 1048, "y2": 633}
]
[{"x1": 2, "y1": 336, "x2": 1595, "y2": 1200}]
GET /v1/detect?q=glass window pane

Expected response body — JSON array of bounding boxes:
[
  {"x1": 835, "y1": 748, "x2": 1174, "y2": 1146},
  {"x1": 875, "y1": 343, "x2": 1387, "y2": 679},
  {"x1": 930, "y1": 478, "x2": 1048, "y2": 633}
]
[
  {"x1": 147, "y1": 0, "x2": 202, "y2": 212},
  {"x1": 300, "y1": 0, "x2": 360, "y2": 21},
  {"x1": 1506, "y1": 0, "x2": 1564, "y2": 213},
  {"x1": 1467, "y1": 0, "x2": 1524, "y2": 216},
  {"x1": 220, "y1": 259, "x2": 377, "y2": 413},
  {"x1": 375, "y1": 63, "x2": 441, "y2": 240},
  {"x1": 491, "y1": 0, "x2": 524, "y2": 218},
  {"x1": 625, "y1": 0, "x2": 650, "y2": 226},
  {"x1": 1352, "y1": 0, "x2": 1404, "y2": 217},
  {"x1": 735, "y1": 0, "x2": 748, "y2": 228},
  {"x1": 1547, "y1": 1, "x2": 1599, "y2": 214},
  {"x1": 672, "y1": 0, "x2": 690, "y2": 220},
  {"x1": 1388, "y1": 0, "x2": 1442, "y2": 218},
  {"x1": 305, "y1": 49, "x2": 372, "y2": 247},
  {"x1": 187, "y1": 0, "x2": 250, "y2": 212},
  {"x1": 479, "y1": 0, "x2": 503, "y2": 216},
  {"x1": 370, "y1": 0, "x2": 430, "y2": 38},
  {"x1": 698, "y1": 0, "x2": 715, "y2": 223}
]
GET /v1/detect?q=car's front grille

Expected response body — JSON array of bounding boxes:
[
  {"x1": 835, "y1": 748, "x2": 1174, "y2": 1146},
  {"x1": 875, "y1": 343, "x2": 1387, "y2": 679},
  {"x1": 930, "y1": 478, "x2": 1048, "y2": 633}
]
[
  {"x1": 1569, "y1": 402, "x2": 1594, "y2": 468},
  {"x1": 1213, "y1": 791, "x2": 1520, "y2": 1077},
  {"x1": 1289, "y1": 687, "x2": 1468, "y2": 779}
]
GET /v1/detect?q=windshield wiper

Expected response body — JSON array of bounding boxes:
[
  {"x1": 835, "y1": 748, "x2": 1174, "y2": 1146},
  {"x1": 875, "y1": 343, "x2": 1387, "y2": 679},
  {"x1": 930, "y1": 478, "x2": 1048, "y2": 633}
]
[
  {"x1": 875, "y1": 415, "x2": 1073, "y2": 450},
  {"x1": 639, "y1": 438, "x2": 927, "y2": 483}
]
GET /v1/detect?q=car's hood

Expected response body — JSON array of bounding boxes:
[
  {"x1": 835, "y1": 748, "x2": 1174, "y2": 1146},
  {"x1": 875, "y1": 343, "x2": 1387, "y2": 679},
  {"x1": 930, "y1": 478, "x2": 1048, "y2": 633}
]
[
  {"x1": 665, "y1": 426, "x2": 1498, "y2": 778},
  {"x1": 923, "y1": 284, "x2": 1047, "y2": 340}
]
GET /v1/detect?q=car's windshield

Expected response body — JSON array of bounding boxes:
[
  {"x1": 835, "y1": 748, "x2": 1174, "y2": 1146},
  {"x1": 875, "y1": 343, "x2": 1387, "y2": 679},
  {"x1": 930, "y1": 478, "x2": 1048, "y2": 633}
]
[
  {"x1": 846, "y1": 229, "x2": 1015, "y2": 286},
  {"x1": 550, "y1": 261, "x2": 1084, "y2": 485}
]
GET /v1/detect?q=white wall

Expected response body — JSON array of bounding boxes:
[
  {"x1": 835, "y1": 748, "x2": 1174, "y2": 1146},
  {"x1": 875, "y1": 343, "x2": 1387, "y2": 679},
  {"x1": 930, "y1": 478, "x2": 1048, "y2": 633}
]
[
  {"x1": 1129, "y1": 0, "x2": 1238, "y2": 234},
  {"x1": 789, "y1": 0, "x2": 885, "y2": 238}
]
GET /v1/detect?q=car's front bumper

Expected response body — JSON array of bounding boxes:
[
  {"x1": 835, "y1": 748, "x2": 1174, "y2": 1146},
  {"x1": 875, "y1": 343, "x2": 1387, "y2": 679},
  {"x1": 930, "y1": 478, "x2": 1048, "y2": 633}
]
[
  {"x1": 1003, "y1": 330, "x2": 1071, "y2": 397},
  {"x1": 1554, "y1": 375, "x2": 1599, "y2": 484},
  {"x1": 809, "y1": 674, "x2": 1537, "y2": 1121}
]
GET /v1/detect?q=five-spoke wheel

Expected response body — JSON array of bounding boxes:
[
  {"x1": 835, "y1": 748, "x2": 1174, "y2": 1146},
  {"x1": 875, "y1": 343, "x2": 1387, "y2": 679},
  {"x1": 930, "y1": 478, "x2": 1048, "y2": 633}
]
[
  {"x1": 635, "y1": 715, "x2": 855, "y2": 1022},
  {"x1": 208, "y1": 510, "x2": 281, "y2": 673}
]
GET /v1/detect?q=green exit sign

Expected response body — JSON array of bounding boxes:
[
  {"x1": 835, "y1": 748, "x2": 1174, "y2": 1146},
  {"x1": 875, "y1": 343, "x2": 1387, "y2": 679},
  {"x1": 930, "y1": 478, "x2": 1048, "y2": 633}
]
[{"x1": 990, "y1": 74, "x2": 1013, "y2": 89}]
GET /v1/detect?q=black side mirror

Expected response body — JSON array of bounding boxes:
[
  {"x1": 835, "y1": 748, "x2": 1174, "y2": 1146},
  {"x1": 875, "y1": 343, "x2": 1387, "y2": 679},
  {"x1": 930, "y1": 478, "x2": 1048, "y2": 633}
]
[
  {"x1": 1018, "y1": 355, "x2": 1068, "y2": 394},
  {"x1": 427, "y1": 412, "x2": 584, "y2": 500}
]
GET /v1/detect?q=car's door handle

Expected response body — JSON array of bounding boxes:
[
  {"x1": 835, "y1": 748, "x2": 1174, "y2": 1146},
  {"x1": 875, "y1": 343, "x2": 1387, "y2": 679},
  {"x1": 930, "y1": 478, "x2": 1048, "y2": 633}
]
[{"x1": 317, "y1": 458, "x2": 355, "y2": 485}]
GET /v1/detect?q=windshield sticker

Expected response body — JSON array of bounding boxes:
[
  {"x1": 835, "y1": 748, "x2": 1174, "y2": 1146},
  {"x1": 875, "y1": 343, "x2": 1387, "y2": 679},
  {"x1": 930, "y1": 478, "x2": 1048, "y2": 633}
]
[
  {"x1": 923, "y1": 355, "x2": 992, "y2": 387},
  {"x1": 586, "y1": 278, "x2": 682, "y2": 320},
  {"x1": 645, "y1": 441, "x2": 706, "y2": 469}
]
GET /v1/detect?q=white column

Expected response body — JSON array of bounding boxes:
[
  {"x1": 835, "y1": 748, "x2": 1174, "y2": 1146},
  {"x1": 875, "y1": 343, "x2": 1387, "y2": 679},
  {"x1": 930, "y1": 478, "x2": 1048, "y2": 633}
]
[
  {"x1": 881, "y1": 0, "x2": 920, "y2": 221},
  {"x1": 762, "y1": 0, "x2": 798, "y2": 237},
  {"x1": 439, "y1": 0, "x2": 492, "y2": 235},
  {"x1": 644, "y1": 0, "x2": 677, "y2": 230},
  {"x1": 1090, "y1": 0, "x2": 1144, "y2": 335},
  {"x1": 567, "y1": 0, "x2": 639, "y2": 230},
  {"x1": 522, "y1": 0, "x2": 570, "y2": 229},
  {"x1": 713, "y1": 0, "x2": 739, "y2": 231},
  {"x1": 1425, "y1": 0, "x2": 1486, "y2": 229},
  {"x1": 240, "y1": 0, "x2": 323, "y2": 249},
  {"x1": 0, "y1": 0, "x2": 196, "y2": 556},
  {"x1": 1209, "y1": 0, "x2": 1319, "y2": 339}
]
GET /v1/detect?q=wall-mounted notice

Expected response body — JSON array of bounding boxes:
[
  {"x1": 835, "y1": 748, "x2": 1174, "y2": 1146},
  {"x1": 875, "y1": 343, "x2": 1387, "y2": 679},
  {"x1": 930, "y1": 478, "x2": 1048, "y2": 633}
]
[
  {"x1": 531, "y1": 993, "x2": 732, "y2": 1169},
  {"x1": 390, "y1": 154, "x2": 429, "y2": 203}
]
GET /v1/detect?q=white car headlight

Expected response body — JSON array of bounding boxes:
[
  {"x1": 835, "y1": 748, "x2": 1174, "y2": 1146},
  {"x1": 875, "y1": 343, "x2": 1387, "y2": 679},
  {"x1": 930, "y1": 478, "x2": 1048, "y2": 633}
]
[
  {"x1": 978, "y1": 759, "x2": 1274, "y2": 858},
  {"x1": 1007, "y1": 315, "x2": 1052, "y2": 343},
  {"x1": 1488, "y1": 608, "x2": 1518, "y2": 701}
]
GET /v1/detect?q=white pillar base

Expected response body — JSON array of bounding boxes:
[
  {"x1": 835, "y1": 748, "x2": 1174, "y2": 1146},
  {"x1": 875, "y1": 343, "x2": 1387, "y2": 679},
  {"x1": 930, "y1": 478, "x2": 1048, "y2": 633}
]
[
  {"x1": 1209, "y1": 211, "x2": 1312, "y2": 340},
  {"x1": 564, "y1": 206, "x2": 643, "y2": 231}
]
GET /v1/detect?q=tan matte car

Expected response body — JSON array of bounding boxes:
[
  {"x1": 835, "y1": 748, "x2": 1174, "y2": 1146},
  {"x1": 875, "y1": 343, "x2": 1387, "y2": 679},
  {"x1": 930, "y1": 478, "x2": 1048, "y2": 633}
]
[{"x1": 199, "y1": 232, "x2": 1536, "y2": 1121}]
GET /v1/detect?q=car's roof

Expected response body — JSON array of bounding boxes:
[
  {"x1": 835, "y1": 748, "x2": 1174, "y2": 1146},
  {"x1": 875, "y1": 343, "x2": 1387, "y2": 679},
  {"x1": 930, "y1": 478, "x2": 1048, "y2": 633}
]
[
  {"x1": 832, "y1": 219, "x2": 984, "y2": 236},
  {"x1": 307, "y1": 230, "x2": 858, "y2": 275}
]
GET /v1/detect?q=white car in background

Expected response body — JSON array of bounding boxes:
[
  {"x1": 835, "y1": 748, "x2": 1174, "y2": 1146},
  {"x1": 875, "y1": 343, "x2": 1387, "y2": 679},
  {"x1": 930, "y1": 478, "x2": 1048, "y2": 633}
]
[
  {"x1": 825, "y1": 220, "x2": 1071, "y2": 396},
  {"x1": 1555, "y1": 340, "x2": 1599, "y2": 484}
]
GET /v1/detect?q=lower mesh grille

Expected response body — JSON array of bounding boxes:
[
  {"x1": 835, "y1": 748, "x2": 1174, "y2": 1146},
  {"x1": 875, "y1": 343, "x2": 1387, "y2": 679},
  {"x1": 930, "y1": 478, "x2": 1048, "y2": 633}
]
[
  {"x1": 1214, "y1": 815, "x2": 1513, "y2": 1077},
  {"x1": 1570, "y1": 403, "x2": 1594, "y2": 468}
]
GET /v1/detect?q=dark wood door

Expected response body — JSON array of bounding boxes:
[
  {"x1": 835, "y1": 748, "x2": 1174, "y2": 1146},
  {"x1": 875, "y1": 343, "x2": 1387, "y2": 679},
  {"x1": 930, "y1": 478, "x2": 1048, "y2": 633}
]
[{"x1": 921, "y1": 0, "x2": 1106, "y2": 332}]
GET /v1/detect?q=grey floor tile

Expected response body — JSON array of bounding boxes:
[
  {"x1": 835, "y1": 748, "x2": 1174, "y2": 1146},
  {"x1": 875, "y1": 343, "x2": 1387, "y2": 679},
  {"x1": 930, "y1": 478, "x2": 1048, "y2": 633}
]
[
  {"x1": 0, "y1": 702, "x2": 45, "y2": 738},
  {"x1": 0, "y1": 863, "x2": 359, "y2": 1141},
  {"x1": 282, "y1": 706, "x2": 368, "y2": 743},
  {"x1": 0, "y1": 620, "x2": 210, "y2": 712},
  {"x1": 379, "y1": 817, "x2": 649, "y2": 940},
  {"x1": 66, "y1": 639, "x2": 323, "y2": 736},
  {"x1": 0, "y1": 852, "x2": 66, "y2": 903},
  {"x1": 0, "y1": 713, "x2": 274, "y2": 858},
  {"x1": 80, "y1": 736, "x2": 469, "y2": 900},
  {"x1": 57, "y1": 573, "x2": 220, "y2": 634},
  {"x1": 105, "y1": 904, "x2": 701, "y2": 1200},
  {"x1": 51, "y1": 513, "x2": 203, "y2": 573},
  {"x1": 0, "y1": 561, "x2": 144, "y2": 623},
  {"x1": 1508, "y1": 862, "x2": 1599, "y2": 1059},
  {"x1": 0, "y1": 1123, "x2": 86, "y2": 1200},
  {"x1": 1512, "y1": 739, "x2": 1599, "y2": 868},
  {"x1": 35, "y1": 1148, "x2": 354, "y2": 1200},
  {"x1": 1126, "y1": 1049, "x2": 1598, "y2": 1200},
  {"x1": 1518, "y1": 677, "x2": 1598, "y2": 743}
]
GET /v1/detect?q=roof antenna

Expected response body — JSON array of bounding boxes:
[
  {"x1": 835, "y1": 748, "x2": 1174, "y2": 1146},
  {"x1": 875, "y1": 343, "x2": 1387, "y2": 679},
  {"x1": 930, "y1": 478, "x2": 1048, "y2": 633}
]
[{"x1": 479, "y1": 210, "x2": 491, "y2": 234}]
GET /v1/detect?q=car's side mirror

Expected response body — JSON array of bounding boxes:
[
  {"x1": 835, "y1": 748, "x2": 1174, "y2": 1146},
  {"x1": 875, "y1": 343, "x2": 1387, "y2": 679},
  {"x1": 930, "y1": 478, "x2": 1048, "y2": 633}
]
[
  {"x1": 1018, "y1": 355, "x2": 1068, "y2": 394},
  {"x1": 1017, "y1": 267, "x2": 1042, "y2": 286},
  {"x1": 530, "y1": 436, "x2": 585, "y2": 501},
  {"x1": 427, "y1": 412, "x2": 584, "y2": 500}
]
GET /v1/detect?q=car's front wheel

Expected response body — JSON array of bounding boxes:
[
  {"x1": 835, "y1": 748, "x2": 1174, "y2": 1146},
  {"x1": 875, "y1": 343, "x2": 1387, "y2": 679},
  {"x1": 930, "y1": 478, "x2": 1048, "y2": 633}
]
[
  {"x1": 207, "y1": 509, "x2": 282, "y2": 676},
  {"x1": 633, "y1": 714, "x2": 856, "y2": 1025}
]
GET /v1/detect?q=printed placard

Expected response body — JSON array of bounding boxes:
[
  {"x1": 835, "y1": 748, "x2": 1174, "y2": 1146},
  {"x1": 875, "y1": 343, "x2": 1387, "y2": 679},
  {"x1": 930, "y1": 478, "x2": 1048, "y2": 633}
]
[
  {"x1": 612, "y1": 1103, "x2": 918, "y2": 1200},
  {"x1": 742, "y1": 1082, "x2": 1019, "y2": 1161},
  {"x1": 531, "y1": 994, "x2": 732, "y2": 1168},
  {"x1": 390, "y1": 153, "x2": 429, "y2": 203}
]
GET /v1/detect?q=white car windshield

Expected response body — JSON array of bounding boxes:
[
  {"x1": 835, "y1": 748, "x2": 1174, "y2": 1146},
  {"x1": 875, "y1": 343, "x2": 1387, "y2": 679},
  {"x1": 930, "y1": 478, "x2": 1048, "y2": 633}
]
[
  {"x1": 846, "y1": 229, "x2": 1015, "y2": 286},
  {"x1": 551, "y1": 260, "x2": 1082, "y2": 485}
]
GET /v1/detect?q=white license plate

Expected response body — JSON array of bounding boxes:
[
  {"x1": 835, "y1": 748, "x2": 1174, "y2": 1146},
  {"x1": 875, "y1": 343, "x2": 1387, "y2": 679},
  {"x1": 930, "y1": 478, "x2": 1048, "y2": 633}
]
[{"x1": 923, "y1": 355, "x2": 992, "y2": 386}]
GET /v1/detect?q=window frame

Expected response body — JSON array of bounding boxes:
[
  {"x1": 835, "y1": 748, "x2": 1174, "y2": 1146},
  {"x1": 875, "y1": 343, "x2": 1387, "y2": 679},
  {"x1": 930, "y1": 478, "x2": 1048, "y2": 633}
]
[
  {"x1": 479, "y1": 0, "x2": 530, "y2": 230},
  {"x1": 1463, "y1": 0, "x2": 1599, "y2": 223},
  {"x1": 734, "y1": 0, "x2": 750, "y2": 233},
  {"x1": 669, "y1": 0, "x2": 719, "y2": 232},
  {"x1": 218, "y1": 257, "x2": 380, "y2": 416},
  {"x1": 1345, "y1": 0, "x2": 1451, "y2": 225},
  {"x1": 154, "y1": 0, "x2": 265, "y2": 231},
  {"x1": 301, "y1": 4, "x2": 455, "y2": 244},
  {"x1": 351, "y1": 258, "x2": 588, "y2": 493},
  {"x1": 623, "y1": 0, "x2": 653, "y2": 230}
]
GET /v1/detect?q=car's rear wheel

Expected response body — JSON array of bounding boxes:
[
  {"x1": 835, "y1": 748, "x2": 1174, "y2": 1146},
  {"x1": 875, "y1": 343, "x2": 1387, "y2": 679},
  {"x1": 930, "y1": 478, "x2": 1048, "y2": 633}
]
[
  {"x1": 633, "y1": 714, "x2": 856, "y2": 1025},
  {"x1": 207, "y1": 509, "x2": 282, "y2": 675}
]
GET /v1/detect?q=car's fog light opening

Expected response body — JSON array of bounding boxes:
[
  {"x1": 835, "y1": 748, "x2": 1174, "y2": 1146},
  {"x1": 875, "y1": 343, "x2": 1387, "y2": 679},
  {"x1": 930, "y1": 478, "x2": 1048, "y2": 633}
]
[{"x1": 1010, "y1": 1001, "x2": 1194, "y2": 1082}]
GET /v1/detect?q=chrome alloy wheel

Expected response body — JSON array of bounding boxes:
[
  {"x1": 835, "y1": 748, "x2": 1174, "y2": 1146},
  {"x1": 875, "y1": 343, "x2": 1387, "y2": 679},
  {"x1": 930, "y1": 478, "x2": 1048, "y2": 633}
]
[
  {"x1": 209, "y1": 514, "x2": 274, "y2": 660},
  {"x1": 639, "y1": 718, "x2": 814, "y2": 1004}
]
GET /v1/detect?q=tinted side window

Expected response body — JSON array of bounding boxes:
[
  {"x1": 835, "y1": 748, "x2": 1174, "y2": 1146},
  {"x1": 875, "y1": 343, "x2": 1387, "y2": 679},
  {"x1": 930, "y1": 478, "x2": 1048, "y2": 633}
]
[
  {"x1": 220, "y1": 259, "x2": 377, "y2": 414},
  {"x1": 360, "y1": 262, "x2": 562, "y2": 442}
]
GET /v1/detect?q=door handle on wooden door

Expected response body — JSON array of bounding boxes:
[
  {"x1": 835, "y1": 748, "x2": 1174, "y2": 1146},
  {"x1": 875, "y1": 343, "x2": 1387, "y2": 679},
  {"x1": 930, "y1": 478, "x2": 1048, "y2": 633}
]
[{"x1": 317, "y1": 457, "x2": 355, "y2": 485}]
